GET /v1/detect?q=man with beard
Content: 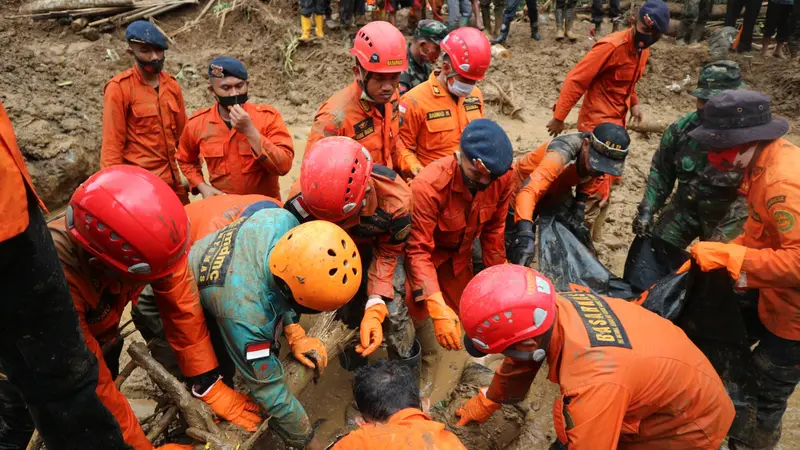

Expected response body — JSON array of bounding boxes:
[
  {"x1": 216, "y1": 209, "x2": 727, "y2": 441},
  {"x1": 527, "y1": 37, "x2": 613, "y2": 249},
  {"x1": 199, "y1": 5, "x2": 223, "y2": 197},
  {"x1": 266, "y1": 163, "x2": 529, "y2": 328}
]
[
  {"x1": 101, "y1": 21, "x2": 190, "y2": 204},
  {"x1": 176, "y1": 56, "x2": 294, "y2": 200}
]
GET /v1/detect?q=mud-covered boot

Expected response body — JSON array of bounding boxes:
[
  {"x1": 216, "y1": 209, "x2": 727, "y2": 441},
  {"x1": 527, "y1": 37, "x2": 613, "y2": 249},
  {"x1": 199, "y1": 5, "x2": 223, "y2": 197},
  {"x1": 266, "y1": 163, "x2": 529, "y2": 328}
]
[
  {"x1": 565, "y1": 8, "x2": 577, "y2": 41},
  {"x1": 490, "y1": 19, "x2": 511, "y2": 44},
  {"x1": 481, "y1": 5, "x2": 492, "y2": 36},
  {"x1": 531, "y1": 22, "x2": 541, "y2": 40},
  {"x1": 555, "y1": 9, "x2": 565, "y2": 40},
  {"x1": 689, "y1": 22, "x2": 706, "y2": 44},
  {"x1": 391, "y1": 340, "x2": 422, "y2": 386},
  {"x1": 300, "y1": 15, "x2": 312, "y2": 41}
]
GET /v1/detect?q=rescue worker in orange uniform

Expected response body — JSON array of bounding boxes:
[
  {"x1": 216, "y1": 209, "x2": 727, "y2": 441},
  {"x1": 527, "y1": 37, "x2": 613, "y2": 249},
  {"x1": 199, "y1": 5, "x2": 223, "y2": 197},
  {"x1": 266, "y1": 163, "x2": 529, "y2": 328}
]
[
  {"x1": 331, "y1": 360, "x2": 467, "y2": 449},
  {"x1": 395, "y1": 27, "x2": 491, "y2": 179},
  {"x1": 0, "y1": 102, "x2": 130, "y2": 449},
  {"x1": 455, "y1": 264, "x2": 735, "y2": 449},
  {"x1": 406, "y1": 119, "x2": 514, "y2": 352},
  {"x1": 687, "y1": 91, "x2": 798, "y2": 450},
  {"x1": 47, "y1": 166, "x2": 263, "y2": 450},
  {"x1": 284, "y1": 137, "x2": 417, "y2": 372},
  {"x1": 101, "y1": 21, "x2": 190, "y2": 204},
  {"x1": 545, "y1": 0, "x2": 669, "y2": 238},
  {"x1": 305, "y1": 21, "x2": 407, "y2": 168},
  {"x1": 177, "y1": 57, "x2": 294, "y2": 200},
  {"x1": 509, "y1": 123, "x2": 630, "y2": 266},
  {"x1": 185, "y1": 193, "x2": 281, "y2": 244}
]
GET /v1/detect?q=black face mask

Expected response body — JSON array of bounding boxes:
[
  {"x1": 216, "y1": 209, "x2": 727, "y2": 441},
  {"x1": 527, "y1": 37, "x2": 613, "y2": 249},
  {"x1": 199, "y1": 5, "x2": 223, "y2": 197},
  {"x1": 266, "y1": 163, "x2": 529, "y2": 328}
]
[
  {"x1": 216, "y1": 92, "x2": 248, "y2": 108},
  {"x1": 634, "y1": 29, "x2": 661, "y2": 50},
  {"x1": 137, "y1": 57, "x2": 165, "y2": 74}
]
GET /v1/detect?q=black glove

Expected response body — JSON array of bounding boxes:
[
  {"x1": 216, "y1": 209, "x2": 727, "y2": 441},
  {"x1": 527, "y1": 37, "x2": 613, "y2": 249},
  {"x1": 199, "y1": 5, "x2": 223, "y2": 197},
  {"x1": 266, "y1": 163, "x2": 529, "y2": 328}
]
[
  {"x1": 632, "y1": 203, "x2": 654, "y2": 238},
  {"x1": 567, "y1": 194, "x2": 595, "y2": 252},
  {"x1": 509, "y1": 220, "x2": 536, "y2": 266}
]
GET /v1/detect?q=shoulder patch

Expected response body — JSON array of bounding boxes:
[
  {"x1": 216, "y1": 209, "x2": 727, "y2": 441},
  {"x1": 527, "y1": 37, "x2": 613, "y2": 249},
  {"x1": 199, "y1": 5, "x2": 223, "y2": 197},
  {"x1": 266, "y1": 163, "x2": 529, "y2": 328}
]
[
  {"x1": 774, "y1": 210, "x2": 795, "y2": 233},
  {"x1": 464, "y1": 96, "x2": 481, "y2": 105},
  {"x1": 561, "y1": 292, "x2": 632, "y2": 349},
  {"x1": 767, "y1": 195, "x2": 786, "y2": 209},
  {"x1": 432, "y1": 84, "x2": 441, "y2": 95},
  {"x1": 426, "y1": 110, "x2": 452, "y2": 121},
  {"x1": 371, "y1": 164, "x2": 398, "y2": 181}
]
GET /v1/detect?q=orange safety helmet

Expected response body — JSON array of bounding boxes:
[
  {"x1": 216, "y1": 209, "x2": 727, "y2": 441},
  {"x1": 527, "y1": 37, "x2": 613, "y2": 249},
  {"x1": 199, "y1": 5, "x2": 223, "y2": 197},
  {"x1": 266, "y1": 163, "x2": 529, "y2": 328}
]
[
  {"x1": 269, "y1": 221, "x2": 363, "y2": 311},
  {"x1": 350, "y1": 21, "x2": 408, "y2": 73},
  {"x1": 441, "y1": 27, "x2": 491, "y2": 81}
]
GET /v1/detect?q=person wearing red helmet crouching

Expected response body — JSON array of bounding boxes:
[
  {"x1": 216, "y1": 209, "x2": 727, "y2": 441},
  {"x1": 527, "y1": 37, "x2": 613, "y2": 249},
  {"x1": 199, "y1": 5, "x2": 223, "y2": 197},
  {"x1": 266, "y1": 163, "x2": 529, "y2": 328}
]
[
  {"x1": 455, "y1": 264, "x2": 735, "y2": 449},
  {"x1": 47, "y1": 166, "x2": 262, "y2": 450},
  {"x1": 284, "y1": 137, "x2": 417, "y2": 372},
  {"x1": 305, "y1": 21, "x2": 407, "y2": 169},
  {"x1": 394, "y1": 27, "x2": 490, "y2": 180}
]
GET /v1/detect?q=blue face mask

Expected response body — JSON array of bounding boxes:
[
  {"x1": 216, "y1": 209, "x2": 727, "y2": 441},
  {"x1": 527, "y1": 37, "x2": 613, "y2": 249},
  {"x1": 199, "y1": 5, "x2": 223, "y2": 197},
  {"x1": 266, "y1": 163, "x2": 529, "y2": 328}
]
[{"x1": 448, "y1": 78, "x2": 474, "y2": 97}]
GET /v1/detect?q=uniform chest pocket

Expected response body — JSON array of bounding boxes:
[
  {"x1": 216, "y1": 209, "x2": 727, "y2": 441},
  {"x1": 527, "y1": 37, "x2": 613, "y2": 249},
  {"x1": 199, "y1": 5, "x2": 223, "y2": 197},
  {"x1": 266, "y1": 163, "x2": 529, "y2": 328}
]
[
  {"x1": 438, "y1": 211, "x2": 466, "y2": 231},
  {"x1": 424, "y1": 113, "x2": 457, "y2": 149},
  {"x1": 611, "y1": 61, "x2": 637, "y2": 89},
  {"x1": 237, "y1": 138, "x2": 262, "y2": 173},
  {"x1": 131, "y1": 102, "x2": 161, "y2": 134},
  {"x1": 479, "y1": 206, "x2": 496, "y2": 224},
  {"x1": 199, "y1": 135, "x2": 228, "y2": 179}
]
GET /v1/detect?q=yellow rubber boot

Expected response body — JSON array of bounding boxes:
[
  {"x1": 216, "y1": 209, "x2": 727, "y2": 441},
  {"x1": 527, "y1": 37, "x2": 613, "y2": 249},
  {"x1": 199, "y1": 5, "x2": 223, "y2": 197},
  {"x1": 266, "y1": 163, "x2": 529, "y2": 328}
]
[
  {"x1": 300, "y1": 16, "x2": 312, "y2": 41},
  {"x1": 314, "y1": 14, "x2": 325, "y2": 38}
]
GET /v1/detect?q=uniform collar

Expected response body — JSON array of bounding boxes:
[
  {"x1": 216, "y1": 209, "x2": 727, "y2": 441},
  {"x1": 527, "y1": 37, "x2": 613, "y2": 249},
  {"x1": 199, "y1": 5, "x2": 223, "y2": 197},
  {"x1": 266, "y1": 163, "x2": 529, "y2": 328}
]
[
  {"x1": 386, "y1": 408, "x2": 432, "y2": 424},
  {"x1": 428, "y1": 70, "x2": 449, "y2": 98},
  {"x1": 132, "y1": 63, "x2": 167, "y2": 91},
  {"x1": 350, "y1": 80, "x2": 394, "y2": 115}
]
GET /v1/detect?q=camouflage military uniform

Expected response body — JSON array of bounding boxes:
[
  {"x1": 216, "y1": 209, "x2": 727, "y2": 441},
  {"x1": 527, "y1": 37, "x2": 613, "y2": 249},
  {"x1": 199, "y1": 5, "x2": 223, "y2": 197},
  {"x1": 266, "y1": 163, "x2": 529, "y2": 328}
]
[
  {"x1": 677, "y1": 0, "x2": 715, "y2": 44},
  {"x1": 399, "y1": 45, "x2": 432, "y2": 96},
  {"x1": 400, "y1": 20, "x2": 448, "y2": 96},
  {"x1": 634, "y1": 61, "x2": 749, "y2": 248}
]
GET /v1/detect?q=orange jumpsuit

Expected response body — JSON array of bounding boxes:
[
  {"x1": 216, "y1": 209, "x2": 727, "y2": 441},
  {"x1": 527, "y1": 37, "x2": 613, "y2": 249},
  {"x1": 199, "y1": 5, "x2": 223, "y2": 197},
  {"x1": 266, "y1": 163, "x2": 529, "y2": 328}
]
[
  {"x1": 101, "y1": 65, "x2": 189, "y2": 204},
  {"x1": 513, "y1": 135, "x2": 594, "y2": 222},
  {"x1": 487, "y1": 292, "x2": 734, "y2": 449},
  {"x1": 185, "y1": 194, "x2": 281, "y2": 244},
  {"x1": 48, "y1": 220, "x2": 219, "y2": 450},
  {"x1": 305, "y1": 81, "x2": 400, "y2": 169},
  {"x1": 331, "y1": 408, "x2": 467, "y2": 449},
  {"x1": 286, "y1": 165, "x2": 412, "y2": 300},
  {"x1": 406, "y1": 156, "x2": 514, "y2": 314},
  {"x1": 395, "y1": 72, "x2": 484, "y2": 177},
  {"x1": 0, "y1": 102, "x2": 46, "y2": 241},
  {"x1": 176, "y1": 103, "x2": 294, "y2": 199},
  {"x1": 734, "y1": 138, "x2": 800, "y2": 340}
]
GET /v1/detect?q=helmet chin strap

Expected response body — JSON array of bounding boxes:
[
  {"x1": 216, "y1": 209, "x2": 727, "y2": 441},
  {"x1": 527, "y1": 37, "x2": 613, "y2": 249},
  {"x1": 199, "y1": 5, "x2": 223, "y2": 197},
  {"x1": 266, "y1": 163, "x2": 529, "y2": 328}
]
[
  {"x1": 357, "y1": 66, "x2": 376, "y2": 103},
  {"x1": 503, "y1": 324, "x2": 555, "y2": 362}
]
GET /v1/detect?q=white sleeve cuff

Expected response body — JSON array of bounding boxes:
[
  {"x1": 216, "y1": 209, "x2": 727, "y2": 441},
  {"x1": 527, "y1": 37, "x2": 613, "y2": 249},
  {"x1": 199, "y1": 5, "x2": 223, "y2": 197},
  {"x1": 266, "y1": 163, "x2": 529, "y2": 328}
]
[{"x1": 365, "y1": 296, "x2": 386, "y2": 310}]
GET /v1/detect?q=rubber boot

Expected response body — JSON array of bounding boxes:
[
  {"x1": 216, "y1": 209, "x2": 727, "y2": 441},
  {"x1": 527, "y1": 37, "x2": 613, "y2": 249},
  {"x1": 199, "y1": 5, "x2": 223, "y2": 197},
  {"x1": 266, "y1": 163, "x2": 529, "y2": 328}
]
[
  {"x1": 338, "y1": 345, "x2": 369, "y2": 371},
  {"x1": 300, "y1": 15, "x2": 312, "y2": 41},
  {"x1": 314, "y1": 14, "x2": 325, "y2": 38},
  {"x1": 565, "y1": 8, "x2": 577, "y2": 41},
  {"x1": 689, "y1": 22, "x2": 706, "y2": 44},
  {"x1": 392, "y1": 340, "x2": 422, "y2": 386},
  {"x1": 490, "y1": 19, "x2": 510, "y2": 44},
  {"x1": 531, "y1": 22, "x2": 541, "y2": 40},
  {"x1": 555, "y1": 9, "x2": 565, "y2": 40},
  {"x1": 493, "y1": 14, "x2": 503, "y2": 38},
  {"x1": 481, "y1": 5, "x2": 492, "y2": 36}
]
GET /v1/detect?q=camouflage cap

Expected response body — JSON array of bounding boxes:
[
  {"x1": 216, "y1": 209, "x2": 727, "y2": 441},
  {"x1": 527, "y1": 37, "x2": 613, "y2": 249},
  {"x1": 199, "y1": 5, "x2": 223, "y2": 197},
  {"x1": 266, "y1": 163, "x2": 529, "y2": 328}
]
[
  {"x1": 691, "y1": 60, "x2": 747, "y2": 100},
  {"x1": 413, "y1": 19, "x2": 449, "y2": 44}
]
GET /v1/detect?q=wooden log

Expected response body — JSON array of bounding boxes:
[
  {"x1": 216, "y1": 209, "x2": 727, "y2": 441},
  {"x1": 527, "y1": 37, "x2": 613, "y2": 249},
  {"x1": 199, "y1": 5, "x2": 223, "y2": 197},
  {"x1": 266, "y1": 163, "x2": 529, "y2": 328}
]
[
  {"x1": 145, "y1": 405, "x2": 179, "y2": 443},
  {"x1": 429, "y1": 358, "x2": 527, "y2": 450},
  {"x1": 20, "y1": 0, "x2": 133, "y2": 14}
]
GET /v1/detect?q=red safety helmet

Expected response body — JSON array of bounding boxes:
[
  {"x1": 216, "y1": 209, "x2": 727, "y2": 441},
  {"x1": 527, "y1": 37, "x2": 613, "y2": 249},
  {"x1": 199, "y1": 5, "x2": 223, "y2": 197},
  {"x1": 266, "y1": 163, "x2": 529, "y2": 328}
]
[
  {"x1": 350, "y1": 21, "x2": 408, "y2": 73},
  {"x1": 440, "y1": 27, "x2": 491, "y2": 81},
  {"x1": 66, "y1": 166, "x2": 190, "y2": 282},
  {"x1": 460, "y1": 265, "x2": 557, "y2": 355},
  {"x1": 300, "y1": 137, "x2": 374, "y2": 223}
]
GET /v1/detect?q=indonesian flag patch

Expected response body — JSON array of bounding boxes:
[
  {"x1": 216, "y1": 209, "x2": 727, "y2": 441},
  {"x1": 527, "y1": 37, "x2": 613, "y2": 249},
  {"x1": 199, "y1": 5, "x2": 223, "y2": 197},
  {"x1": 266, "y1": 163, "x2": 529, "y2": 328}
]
[{"x1": 246, "y1": 342, "x2": 271, "y2": 360}]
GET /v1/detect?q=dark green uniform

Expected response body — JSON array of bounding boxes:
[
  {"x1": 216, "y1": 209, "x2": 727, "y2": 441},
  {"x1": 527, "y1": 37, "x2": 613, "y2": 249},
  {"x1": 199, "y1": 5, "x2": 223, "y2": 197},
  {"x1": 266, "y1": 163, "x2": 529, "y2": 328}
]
[
  {"x1": 640, "y1": 111, "x2": 746, "y2": 248},
  {"x1": 399, "y1": 45, "x2": 432, "y2": 96}
]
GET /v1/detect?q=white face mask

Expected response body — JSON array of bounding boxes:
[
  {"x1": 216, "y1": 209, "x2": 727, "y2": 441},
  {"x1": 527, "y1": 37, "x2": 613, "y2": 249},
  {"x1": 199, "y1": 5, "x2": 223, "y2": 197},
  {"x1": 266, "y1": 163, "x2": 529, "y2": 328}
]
[{"x1": 447, "y1": 78, "x2": 474, "y2": 98}]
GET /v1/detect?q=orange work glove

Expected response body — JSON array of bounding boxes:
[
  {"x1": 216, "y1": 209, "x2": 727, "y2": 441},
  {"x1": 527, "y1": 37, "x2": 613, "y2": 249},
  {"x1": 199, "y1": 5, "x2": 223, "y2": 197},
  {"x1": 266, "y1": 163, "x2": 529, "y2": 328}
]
[
  {"x1": 455, "y1": 388, "x2": 502, "y2": 426},
  {"x1": 195, "y1": 378, "x2": 262, "y2": 431},
  {"x1": 284, "y1": 323, "x2": 328, "y2": 371},
  {"x1": 425, "y1": 292, "x2": 463, "y2": 351},
  {"x1": 156, "y1": 444, "x2": 194, "y2": 450},
  {"x1": 356, "y1": 300, "x2": 388, "y2": 356},
  {"x1": 690, "y1": 242, "x2": 747, "y2": 280}
]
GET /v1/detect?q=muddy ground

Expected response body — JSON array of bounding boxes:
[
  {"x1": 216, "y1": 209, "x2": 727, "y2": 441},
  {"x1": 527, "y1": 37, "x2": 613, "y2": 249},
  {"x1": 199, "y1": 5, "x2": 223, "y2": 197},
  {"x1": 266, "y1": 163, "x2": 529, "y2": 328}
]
[{"x1": 2, "y1": 0, "x2": 800, "y2": 447}]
